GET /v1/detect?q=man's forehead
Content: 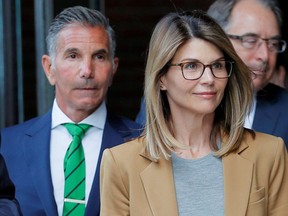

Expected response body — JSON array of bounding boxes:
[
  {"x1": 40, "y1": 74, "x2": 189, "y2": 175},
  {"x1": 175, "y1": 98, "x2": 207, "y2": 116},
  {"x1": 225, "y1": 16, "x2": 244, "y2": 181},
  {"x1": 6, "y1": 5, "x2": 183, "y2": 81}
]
[{"x1": 56, "y1": 25, "x2": 110, "y2": 52}]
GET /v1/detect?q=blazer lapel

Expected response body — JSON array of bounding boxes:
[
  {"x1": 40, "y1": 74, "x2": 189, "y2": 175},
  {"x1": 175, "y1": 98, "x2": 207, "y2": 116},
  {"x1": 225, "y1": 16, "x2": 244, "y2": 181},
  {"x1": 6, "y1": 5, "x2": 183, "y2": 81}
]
[
  {"x1": 223, "y1": 143, "x2": 253, "y2": 216},
  {"x1": 140, "y1": 156, "x2": 178, "y2": 216},
  {"x1": 23, "y1": 111, "x2": 58, "y2": 215}
]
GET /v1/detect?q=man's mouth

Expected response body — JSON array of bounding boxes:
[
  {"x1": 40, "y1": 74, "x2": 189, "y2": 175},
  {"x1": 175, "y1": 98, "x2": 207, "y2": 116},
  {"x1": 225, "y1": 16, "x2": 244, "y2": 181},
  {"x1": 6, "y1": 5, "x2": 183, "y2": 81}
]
[{"x1": 249, "y1": 65, "x2": 267, "y2": 79}]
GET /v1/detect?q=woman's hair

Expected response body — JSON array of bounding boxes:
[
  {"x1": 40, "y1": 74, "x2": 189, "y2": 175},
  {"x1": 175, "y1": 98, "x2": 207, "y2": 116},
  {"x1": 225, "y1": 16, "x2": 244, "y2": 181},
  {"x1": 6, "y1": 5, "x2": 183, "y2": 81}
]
[{"x1": 144, "y1": 10, "x2": 253, "y2": 161}]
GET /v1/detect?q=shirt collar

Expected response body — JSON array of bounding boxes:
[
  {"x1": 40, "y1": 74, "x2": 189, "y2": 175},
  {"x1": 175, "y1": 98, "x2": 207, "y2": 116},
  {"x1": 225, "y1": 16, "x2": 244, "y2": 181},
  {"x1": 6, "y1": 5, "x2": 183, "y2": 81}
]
[{"x1": 51, "y1": 99, "x2": 107, "y2": 130}]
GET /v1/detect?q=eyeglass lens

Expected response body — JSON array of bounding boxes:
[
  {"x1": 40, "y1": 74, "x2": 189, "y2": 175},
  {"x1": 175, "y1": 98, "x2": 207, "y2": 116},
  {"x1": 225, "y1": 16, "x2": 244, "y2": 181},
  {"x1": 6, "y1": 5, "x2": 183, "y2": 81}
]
[{"x1": 181, "y1": 61, "x2": 232, "y2": 80}]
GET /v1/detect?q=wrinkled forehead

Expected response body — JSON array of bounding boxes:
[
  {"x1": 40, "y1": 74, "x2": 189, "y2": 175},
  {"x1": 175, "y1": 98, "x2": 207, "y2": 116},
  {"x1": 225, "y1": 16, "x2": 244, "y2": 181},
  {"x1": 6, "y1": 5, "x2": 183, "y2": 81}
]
[
  {"x1": 56, "y1": 25, "x2": 111, "y2": 53},
  {"x1": 227, "y1": 1, "x2": 280, "y2": 37}
]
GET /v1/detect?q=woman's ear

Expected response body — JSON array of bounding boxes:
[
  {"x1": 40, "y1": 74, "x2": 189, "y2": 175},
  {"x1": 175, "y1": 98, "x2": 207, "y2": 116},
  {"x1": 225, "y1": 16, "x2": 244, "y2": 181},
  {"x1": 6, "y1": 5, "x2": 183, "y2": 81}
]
[{"x1": 159, "y1": 78, "x2": 167, "y2": 90}]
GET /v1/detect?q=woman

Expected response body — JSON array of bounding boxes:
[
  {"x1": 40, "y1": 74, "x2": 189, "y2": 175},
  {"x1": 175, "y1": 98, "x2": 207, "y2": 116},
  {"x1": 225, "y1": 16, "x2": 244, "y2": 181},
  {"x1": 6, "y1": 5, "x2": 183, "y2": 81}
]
[{"x1": 100, "y1": 10, "x2": 288, "y2": 216}]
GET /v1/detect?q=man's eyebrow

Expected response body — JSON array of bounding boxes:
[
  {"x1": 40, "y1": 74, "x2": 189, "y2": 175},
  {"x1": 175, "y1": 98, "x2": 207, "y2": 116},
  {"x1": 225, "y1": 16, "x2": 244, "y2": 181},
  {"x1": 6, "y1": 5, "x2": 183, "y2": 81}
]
[
  {"x1": 63, "y1": 47, "x2": 79, "y2": 54},
  {"x1": 93, "y1": 48, "x2": 109, "y2": 54}
]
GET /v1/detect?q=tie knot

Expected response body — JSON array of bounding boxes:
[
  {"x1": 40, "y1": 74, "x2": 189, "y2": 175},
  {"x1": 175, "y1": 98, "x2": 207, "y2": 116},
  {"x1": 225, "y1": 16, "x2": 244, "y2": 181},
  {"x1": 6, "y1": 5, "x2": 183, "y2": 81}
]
[{"x1": 63, "y1": 123, "x2": 91, "y2": 139}]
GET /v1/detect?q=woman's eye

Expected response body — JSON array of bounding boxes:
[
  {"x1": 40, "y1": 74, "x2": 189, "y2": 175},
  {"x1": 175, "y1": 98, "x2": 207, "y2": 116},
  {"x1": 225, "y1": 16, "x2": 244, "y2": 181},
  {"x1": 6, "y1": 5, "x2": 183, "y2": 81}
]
[
  {"x1": 212, "y1": 62, "x2": 223, "y2": 70},
  {"x1": 184, "y1": 62, "x2": 197, "y2": 70}
]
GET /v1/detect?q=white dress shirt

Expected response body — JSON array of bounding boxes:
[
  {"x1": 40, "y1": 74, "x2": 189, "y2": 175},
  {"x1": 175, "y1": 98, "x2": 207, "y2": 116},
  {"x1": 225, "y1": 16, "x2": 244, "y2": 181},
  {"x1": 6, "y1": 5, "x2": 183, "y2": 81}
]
[
  {"x1": 244, "y1": 94, "x2": 257, "y2": 129},
  {"x1": 50, "y1": 99, "x2": 106, "y2": 215}
]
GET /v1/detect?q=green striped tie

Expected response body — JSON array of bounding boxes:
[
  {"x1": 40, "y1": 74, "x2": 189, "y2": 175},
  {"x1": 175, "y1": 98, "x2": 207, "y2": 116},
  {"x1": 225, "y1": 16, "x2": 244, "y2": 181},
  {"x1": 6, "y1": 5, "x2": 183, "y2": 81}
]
[{"x1": 62, "y1": 123, "x2": 91, "y2": 216}]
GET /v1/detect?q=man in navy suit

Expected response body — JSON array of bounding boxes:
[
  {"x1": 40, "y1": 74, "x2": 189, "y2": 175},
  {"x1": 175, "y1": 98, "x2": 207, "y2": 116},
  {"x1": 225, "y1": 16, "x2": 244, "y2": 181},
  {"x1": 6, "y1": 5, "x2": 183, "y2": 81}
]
[
  {"x1": 1, "y1": 6, "x2": 140, "y2": 216},
  {"x1": 136, "y1": 0, "x2": 288, "y2": 149},
  {"x1": 207, "y1": 0, "x2": 288, "y2": 148}
]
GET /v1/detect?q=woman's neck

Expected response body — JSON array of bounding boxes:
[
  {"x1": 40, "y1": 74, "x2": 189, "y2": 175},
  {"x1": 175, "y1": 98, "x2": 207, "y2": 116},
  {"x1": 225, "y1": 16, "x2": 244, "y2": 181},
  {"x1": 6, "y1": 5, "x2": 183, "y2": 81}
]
[{"x1": 170, "y1": 112, "x2": 214, "y2": 159}]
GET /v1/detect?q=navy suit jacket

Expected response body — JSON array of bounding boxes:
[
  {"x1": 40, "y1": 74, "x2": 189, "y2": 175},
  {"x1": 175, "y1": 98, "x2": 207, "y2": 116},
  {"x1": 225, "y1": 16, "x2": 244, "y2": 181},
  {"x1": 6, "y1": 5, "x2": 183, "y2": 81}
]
[
  {"x1": 0, "y1": 110, "x2": 141, "y2": 216},
  {"x1": 253, "y1": 83, "x2": 288, "y2": 149},
  {"x1": 136, "y1": 83, "x2": 288, "y2": 149}
]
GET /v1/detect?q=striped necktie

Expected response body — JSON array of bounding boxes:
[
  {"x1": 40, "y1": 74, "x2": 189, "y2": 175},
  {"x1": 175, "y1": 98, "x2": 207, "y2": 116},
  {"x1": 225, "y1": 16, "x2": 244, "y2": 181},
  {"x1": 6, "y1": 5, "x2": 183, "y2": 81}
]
[{"x1": 62, "y1": 123, "x2": 91, "y2": 216}]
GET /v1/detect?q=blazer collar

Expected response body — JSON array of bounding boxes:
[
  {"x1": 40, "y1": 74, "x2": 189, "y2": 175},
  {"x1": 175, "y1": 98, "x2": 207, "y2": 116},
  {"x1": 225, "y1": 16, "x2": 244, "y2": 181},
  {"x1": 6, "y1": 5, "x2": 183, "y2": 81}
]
[
  {"x1": 222, "y1": 134, "x2": 253, "y2": 215},
  {"x1": 139, "y1": 151, "x2": 179, "y2": 215}
]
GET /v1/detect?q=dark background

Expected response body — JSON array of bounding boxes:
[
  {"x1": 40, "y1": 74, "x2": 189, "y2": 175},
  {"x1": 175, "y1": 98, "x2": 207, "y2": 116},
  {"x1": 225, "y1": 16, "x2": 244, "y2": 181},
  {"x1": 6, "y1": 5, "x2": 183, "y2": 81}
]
[{"x1": 18, "y1": 0, "x2": 288, "y2": 124}]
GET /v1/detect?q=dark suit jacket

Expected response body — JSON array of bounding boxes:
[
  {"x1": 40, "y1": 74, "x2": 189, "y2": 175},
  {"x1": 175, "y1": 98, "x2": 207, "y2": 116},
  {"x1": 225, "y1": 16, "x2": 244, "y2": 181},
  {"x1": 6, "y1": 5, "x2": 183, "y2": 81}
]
[
  {"x1": 0, "y1": 110, "x2": 141, "y2": 216},
  {"x1": 0, "y1": 154, "x2": 22, "y2": 216},
  {"x1": 253, "y1": 83, "x2": 288, "y2": 149}
]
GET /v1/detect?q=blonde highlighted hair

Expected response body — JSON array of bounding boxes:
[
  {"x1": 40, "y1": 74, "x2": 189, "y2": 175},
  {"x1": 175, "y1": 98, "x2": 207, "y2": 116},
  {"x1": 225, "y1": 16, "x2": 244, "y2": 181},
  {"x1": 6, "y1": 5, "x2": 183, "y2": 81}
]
[{"x1": 144, "y1": 10, "x2": 253, "y2": 161}]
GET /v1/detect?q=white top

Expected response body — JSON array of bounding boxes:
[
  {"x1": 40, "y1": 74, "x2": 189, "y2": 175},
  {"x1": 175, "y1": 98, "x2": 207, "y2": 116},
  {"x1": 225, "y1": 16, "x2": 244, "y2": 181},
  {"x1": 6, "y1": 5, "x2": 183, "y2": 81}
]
[
  {"x1": 50, "y1": 99, "x2": 106, "y2": 215},
  {"x1": 244, "y1": 94, "x2": 257, "y2": 129}
]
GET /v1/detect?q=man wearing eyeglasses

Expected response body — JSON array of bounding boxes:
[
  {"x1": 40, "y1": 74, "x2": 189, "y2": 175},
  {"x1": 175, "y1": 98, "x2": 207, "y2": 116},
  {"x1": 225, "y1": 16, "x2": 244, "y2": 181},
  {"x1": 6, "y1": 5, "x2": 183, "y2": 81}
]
[{"x1": 207, "y1": 0, "x2": 288, "y2": 149}]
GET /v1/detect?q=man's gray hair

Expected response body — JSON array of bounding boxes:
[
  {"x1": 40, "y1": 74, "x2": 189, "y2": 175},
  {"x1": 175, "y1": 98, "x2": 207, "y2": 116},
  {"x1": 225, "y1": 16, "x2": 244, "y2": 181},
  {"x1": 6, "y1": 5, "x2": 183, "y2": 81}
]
[
  {"x1": 46, "y1": 6, "x2": 116, "y2": 61},
  {"x1": 207, "y1": 0, "x2": 282, "y2": 32}
]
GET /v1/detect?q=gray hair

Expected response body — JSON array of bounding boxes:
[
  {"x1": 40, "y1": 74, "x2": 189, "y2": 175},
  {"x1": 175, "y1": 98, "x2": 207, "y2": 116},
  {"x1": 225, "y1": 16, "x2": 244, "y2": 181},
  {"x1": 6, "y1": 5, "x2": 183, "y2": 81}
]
[
  {"x1": 207, "y1": 0, "x2": 282, "y2": 31},
  {"x1": 46, "y1": 6, "x2": 116, "y2": 62}
]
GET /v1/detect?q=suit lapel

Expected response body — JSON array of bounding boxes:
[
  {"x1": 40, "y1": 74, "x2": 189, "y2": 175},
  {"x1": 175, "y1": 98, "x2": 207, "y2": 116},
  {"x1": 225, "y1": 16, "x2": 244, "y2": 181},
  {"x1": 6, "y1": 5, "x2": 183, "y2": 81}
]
[
  {"x1": 253, "y1": 84, "x2": 280, "y2": 134},
  {"x1": 253, "y1": 100, "x2": 279, "y2": 133},
  {"x1": 140, "y1": 156, "x2": 179, "y2": 216},
  {"x1": 23, "y1": 111, "x2": 58, "y2": 215},
  {"x1": 223, "y1": 143, "x2": 253, "y2": 216},
  {"x1": 85, "y1": 114, "x2": 140, "y2": 215}
]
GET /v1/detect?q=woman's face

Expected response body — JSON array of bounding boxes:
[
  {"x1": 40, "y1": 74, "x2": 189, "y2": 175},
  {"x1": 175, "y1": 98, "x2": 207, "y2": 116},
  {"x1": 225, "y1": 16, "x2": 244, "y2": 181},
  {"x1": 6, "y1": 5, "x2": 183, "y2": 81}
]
[{"x1": 160, "y1": 38, "x2": 229, "y2": 117}]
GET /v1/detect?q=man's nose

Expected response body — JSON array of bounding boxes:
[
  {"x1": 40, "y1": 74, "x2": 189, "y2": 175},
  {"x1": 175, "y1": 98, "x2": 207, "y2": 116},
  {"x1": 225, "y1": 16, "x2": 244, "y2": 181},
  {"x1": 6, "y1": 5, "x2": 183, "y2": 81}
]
[
  {"x1": 255, "y1": 40, "x2": 270, "y2": 62},
  {"x1": 80, "y1": 60, "x2": 94, "y2": 78}
]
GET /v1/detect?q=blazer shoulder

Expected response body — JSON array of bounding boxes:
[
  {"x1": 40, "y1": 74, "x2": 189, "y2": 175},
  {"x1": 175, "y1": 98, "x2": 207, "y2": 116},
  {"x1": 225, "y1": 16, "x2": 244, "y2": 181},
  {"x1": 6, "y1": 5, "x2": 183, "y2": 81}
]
[
  {"x1": 101, "y1": 137, "x2": 151, "y2": 186},
  {"x1": 241, "y1": 130, "x2": 286, "y2": 160},
  {"x1": 107, "y1": 137, "x2": 145, "y2": 156}
]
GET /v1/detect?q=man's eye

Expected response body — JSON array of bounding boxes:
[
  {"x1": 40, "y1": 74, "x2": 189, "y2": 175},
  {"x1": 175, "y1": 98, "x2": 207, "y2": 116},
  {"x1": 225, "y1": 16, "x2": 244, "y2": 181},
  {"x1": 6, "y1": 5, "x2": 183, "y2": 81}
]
[
  {"x1": 95, "y1": 54, "x2": 105, "y2": 61},
  {"x1": 68, "y1": 54, "x2": 77, "y2": 59},
  {"x1": 243, "y1": 37, "x2": 258, "y2": 44},
  {"x1": 268, "y1": 40, "x2": 279, "y2": 47}
]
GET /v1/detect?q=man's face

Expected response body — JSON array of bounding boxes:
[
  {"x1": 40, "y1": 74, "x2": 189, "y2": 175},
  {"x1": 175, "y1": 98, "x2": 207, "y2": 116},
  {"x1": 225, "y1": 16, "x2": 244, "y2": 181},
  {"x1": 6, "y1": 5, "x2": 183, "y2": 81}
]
[
  {"x1": 42, "y1": 25, "x2": 118, "y2": 121},
  {"x1": 227, "y1": 0, "x2": 280, "y2": 92}
]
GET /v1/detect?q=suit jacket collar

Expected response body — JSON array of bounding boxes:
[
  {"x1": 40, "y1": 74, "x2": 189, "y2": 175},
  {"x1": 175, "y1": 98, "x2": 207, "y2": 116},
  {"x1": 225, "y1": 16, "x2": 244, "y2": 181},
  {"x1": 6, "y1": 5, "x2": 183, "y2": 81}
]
[
  {"x1": 253, "y1": 83, "x2": 281, "y2": 133},
  {"x1": 139, "y1": 136, "x2": 253, "y2": 216},
  {"x1": 86, "y1": 113, "x2": 141, "y2": 216},
  {"x1": 23, "y1": 110, "x2": 58, "y2": 216},
  {"x1": 23, "y1": 111, "x2": 139, "y2": 216}
]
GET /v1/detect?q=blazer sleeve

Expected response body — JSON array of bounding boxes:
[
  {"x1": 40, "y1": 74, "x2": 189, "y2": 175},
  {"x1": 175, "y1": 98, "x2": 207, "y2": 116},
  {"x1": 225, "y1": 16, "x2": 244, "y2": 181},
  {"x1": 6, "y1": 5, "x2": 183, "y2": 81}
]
[
  {"x1": 268, "y1": 138, "x2": 288, "y2": 215},
  {"x1": 100, "y1": 149, "x2": 129, "y2": 216}
]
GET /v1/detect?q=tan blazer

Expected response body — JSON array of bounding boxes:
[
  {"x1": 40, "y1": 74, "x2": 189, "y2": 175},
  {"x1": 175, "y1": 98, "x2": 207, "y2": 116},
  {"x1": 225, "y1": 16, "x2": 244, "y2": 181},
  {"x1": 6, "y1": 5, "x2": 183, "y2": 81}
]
[{"x1": 100, "y1": 131, "x2": 288, "y2": 216}]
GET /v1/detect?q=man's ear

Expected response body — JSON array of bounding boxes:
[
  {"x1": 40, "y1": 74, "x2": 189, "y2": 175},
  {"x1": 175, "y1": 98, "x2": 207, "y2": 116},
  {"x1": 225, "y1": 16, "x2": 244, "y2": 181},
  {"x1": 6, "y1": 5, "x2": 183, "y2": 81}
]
[
  {"x1": 42, "y1": 54, "x2": 56, "y2": 86},
  {"x1": 113, "y1": 57, "x2": 119, "y2": 75}
]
